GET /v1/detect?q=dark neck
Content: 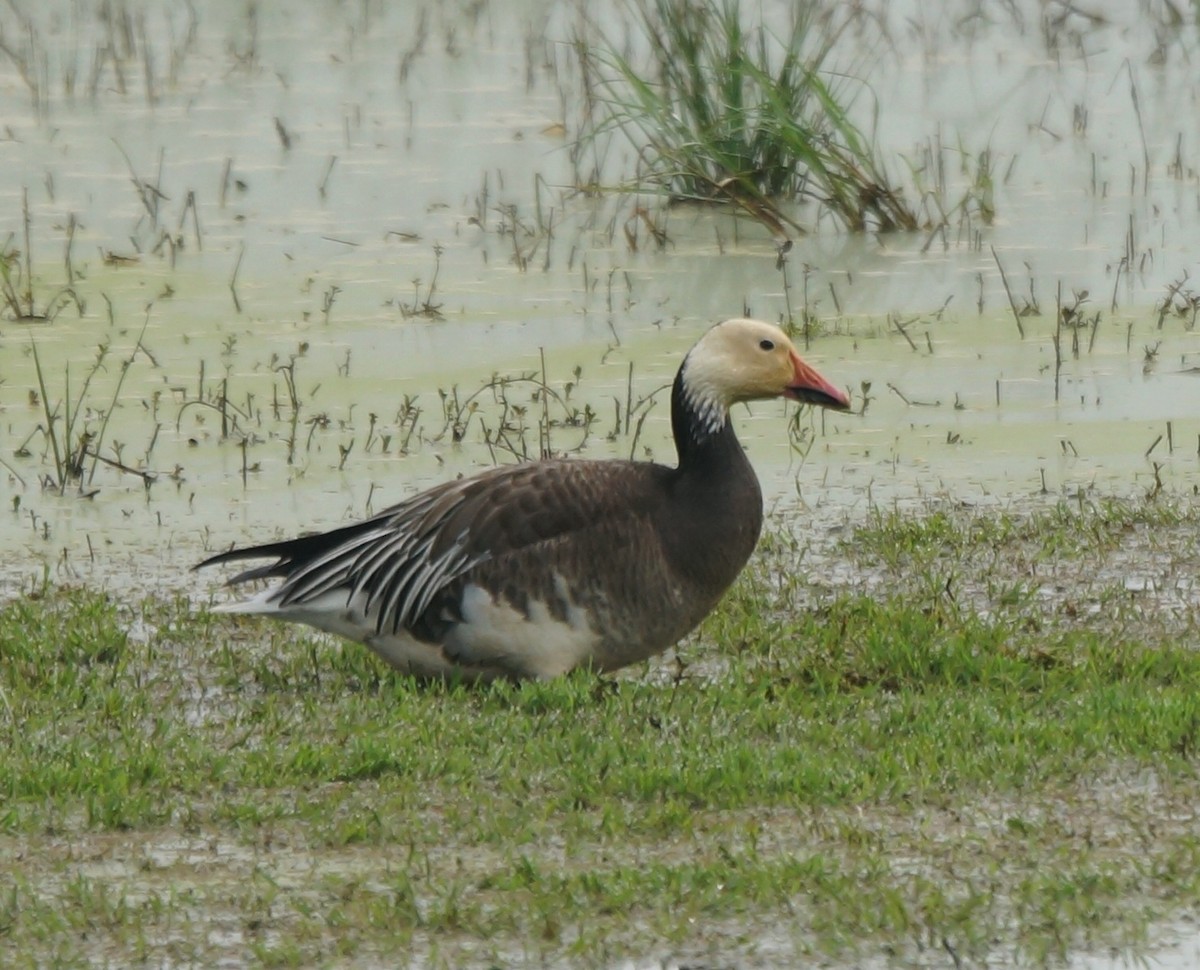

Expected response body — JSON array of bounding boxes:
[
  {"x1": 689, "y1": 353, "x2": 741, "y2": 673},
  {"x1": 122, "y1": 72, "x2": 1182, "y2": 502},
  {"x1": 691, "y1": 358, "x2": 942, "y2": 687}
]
[
  {"x1": 670, "y1": 366, "x2": 744, "y2": 475},
  {"x1": 665, "y1": 361, "x2": 764, "y2": 599}
]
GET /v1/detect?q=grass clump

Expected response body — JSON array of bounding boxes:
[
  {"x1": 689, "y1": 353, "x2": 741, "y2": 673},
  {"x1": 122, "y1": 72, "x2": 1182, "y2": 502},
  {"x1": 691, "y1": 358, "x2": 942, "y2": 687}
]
[
  {"x1": 21, "y1": 313, "x2": 152, "y2": 495},
  {"x1": 1, "y1": 189, "x2": 83, "y2": 324},
  {"x1": 575, "y1": 0, "x2": 917, "y2": 235}
]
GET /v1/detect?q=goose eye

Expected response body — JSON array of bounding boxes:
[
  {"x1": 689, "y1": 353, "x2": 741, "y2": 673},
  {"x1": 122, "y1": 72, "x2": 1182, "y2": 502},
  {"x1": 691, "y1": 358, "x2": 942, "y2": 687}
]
[{"x1": 758, "y1": 338, "x2": 775, "y2": 351}]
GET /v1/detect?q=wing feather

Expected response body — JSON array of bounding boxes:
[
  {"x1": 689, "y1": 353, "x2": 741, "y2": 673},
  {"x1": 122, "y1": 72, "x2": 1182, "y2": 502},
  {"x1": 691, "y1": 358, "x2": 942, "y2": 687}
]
[{"x1": 196, "y1": 458, "x2": 672, "y2": 639}]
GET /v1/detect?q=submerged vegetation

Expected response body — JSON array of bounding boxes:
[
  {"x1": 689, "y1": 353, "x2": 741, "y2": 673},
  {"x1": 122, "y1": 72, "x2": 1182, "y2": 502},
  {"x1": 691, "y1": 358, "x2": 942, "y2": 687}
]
[
  {"x1": 574, "y1": 0, "x2": 918, "y2": 236},
  {"x1": 3, "y1": 498, "x2": 1200, "y2": 967},
  {"x1": 22, "y1": 315, "x2": 153, "y2": 496},
  {"x1": 0, "y1": 190, "x2": 82, "y2": 325}
]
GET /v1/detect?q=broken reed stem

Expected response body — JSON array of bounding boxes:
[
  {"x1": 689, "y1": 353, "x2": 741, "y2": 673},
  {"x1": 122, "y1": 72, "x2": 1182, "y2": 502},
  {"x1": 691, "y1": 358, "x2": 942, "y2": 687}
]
[
  {"x1": 624, "y1": 361, "x2": 634, "y2": 437},
  {"x1": 21, "y1": 187, "x2": 33, "y2": 316},
  {"x1": 1053, "y1": 281, "x2": 1062, "y2": 403},
  {"x1": 539, "y1": 347, "x2": 551, "y2": 458},
  {"x1": 144, "y1": 422, "x2": 160, "y2": 465},
  {"x1": 229, "y1": 244, "x2": 244, "y2": 313},
  {"x1": 991, "y1": 245, "x2": 1025, "y2": 339},
  {"x1": 1111, "y1": 255, "x2": 1125, "y2": 312},
  {"x1": 1123, "y1": 59, "x2": 1150, "y2": 196},
  {"x1": 891, "y1": 313, "x2": 918, "y2": 352},
  {"x1": 629, "y1": 405, "x2": 652, "y2": 461},
  {"x1": 180, "y1": 190, "x2": 202, "y2": 250},
  {"x1": 801, "y1": 263, "x2": 812, "y2": 350},
  {"x1": 318, "y1": 155, "x2": 337, "y2": 199},
  {"x1": 64, "y1": 212, "x2": 76, "y2": 284},
  {"x1": 86, "y1": 450, "x2": 154, "y2": 484},
  {"x1": 780, "y1": 256, "x2": 795, "y2": 340}
]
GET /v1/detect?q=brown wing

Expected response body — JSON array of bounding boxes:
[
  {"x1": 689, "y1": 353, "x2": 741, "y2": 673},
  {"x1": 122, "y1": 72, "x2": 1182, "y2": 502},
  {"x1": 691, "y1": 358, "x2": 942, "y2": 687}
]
[{"x1": 196, "y1": 458, "x2": 674, "y2": 637}]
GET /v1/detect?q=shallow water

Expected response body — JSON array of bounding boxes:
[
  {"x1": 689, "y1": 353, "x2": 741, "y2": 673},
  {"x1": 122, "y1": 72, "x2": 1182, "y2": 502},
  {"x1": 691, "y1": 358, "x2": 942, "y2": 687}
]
[{"x1": 1, "y1": 0, "x2": 1200, "y2": 600}]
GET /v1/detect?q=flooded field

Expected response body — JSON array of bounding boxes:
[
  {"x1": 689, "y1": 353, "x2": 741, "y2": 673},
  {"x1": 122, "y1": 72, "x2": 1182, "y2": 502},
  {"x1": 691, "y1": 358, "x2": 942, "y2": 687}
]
[
  {"x1": 3, "y1": 1, "x2": 1200, "y2": 967},
  {"x1": 3, "y1": 0, "x2": 1200, "y2": 597}
]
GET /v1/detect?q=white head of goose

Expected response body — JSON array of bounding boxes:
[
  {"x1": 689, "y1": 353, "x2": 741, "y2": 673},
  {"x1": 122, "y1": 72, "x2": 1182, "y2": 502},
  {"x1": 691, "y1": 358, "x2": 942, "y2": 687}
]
[{"x1": 196, "y1": 318, "x2": 850, "y2": 681}]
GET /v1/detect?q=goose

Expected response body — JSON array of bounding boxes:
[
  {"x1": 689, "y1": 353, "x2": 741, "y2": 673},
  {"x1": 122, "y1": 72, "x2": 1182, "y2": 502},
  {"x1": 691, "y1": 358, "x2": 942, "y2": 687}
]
[{"x1": 195, "y1": 318, "x2": 850, "y2": 681}]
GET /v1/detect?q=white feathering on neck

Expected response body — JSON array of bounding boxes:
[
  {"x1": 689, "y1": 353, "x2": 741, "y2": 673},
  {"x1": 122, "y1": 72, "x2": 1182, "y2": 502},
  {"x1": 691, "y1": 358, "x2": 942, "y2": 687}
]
[{"x1": 679, "y1": 348, "x2": 731, "y2": 443}]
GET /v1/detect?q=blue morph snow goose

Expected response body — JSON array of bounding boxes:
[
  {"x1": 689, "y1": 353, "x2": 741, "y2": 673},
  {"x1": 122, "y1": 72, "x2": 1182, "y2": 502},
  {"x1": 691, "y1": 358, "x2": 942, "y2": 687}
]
[{"x1": 196, "y1": 318, "x2": 850, "y2": 681}]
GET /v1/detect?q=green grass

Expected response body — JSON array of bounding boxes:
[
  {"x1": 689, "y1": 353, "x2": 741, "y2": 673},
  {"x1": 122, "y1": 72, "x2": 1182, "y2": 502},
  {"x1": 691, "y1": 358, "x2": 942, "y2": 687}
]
[
  {"x1": 574, "y1": 0, "x2": 918, "y2": 234},
  {"x1": 2, "y1": 498, "x2": 1200, "y2": 966}
]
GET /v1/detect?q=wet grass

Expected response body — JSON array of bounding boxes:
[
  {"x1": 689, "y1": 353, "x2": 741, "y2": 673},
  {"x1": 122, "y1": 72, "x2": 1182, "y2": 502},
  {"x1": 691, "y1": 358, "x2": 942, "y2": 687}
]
[
  {"x1": 3, "y1": 497, "x2": 1200, "y2": 967},
  {"x1": 574, "y1": 0, "x2": 917, "y2": 237}
]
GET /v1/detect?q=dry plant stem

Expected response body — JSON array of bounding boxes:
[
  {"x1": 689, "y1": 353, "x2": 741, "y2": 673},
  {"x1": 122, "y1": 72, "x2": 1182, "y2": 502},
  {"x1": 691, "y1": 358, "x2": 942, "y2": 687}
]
[
  {"x1": 179, "y1": 190, "x2": 202, "y2": 250},
  {"x1": 319, "y1": 155, "x2": 337, "y2": 198},
  {"x1": 28, "y1": 338, "x2": 66, "y2": 492},
  {"x1": 891, "y1": 313, "x2": 918, "y2": 352},
  {"x1": 21, "y1": 187, "x2": 33, "y2": 313},
  {"x1": 112, "y1": 140, "x2": 164, "y2": 229},
  {"x1": 1119, "y1": 59, "x2": 1151, "y2": 196},
  {"x1": 629, "y1": 403, "x2": 653, "y2": 460},
  {"x1": 539, "y1": 347, "x2": 551, "y2": 458},
  {"x1": 0, "y1": 451, "x2": 28, "y2": 488},
  {"x1": 779, "y1": 257, "x2": 796, "y2": 344},
  {"x1": 64, "y1": 213, "x2": 77, "y2": 284},
  {"x1": 991, "y1": 245, "x2": 1025, "y2": 339},
  {"x1": 1053, "y1": 281, "x2": 1063, "y2": 403},
  {"x1": 87, "y1": 450, "x2": 154, "y2": 485},
  {"x1": 229, "y1": 245, "x2": 244, "y2": 313},
  {"x1": 624, "y1": 361, "x2": 634, "y2": 436}
]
